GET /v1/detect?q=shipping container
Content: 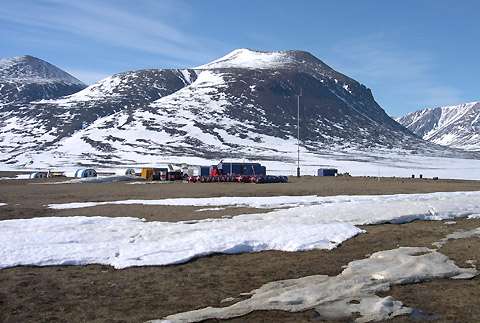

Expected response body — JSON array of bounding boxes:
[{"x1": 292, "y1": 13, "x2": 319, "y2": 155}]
[{"x1": 217, "y1": 162, "x2": 266, "y2": 176}]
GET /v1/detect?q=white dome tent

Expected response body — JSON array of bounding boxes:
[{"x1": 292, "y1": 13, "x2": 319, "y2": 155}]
[
  {"x1": 74, "y1": 168, "x2": 97, "y2": 178},
  {"x1": 124, "y1": 168, "x2": 136, "y2": 176},
  {"x1": 29, "y1": 172, "x2": 48, "y2": 179}
]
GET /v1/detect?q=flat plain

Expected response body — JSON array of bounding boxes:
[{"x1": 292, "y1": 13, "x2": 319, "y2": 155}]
[{"x1": 1, "y1": 174, "x2": 480, "y2": 322}]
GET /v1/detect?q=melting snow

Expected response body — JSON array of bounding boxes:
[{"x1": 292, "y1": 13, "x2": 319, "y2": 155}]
[
  {"x1": 433, "y1": 227, "x2": 480, "y2": 248},
  {"x1": 153, "y1": 247, "x2": 476, "y2": 323},
  {"x1": 48, "y1": 195, "x2": 320, "y2": 210},
  {"x1": 0, "y1": 216, "x2": 361, "y2": 269},
  {"x1": 47, "y1": 191, "x2": 480, "y2": 226},
  {"x1": 1, "y1": 191, "x2": 479, "y2": 269}
]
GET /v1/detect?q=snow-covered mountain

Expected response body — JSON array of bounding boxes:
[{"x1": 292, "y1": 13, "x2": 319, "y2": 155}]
[
  {"x1": 397, "y1": 101, "x2": 480, "y2": 151},
  {"x1": 0, "y1": 49, "x2": 474, "y2": 169},
  {"x1": 0, "y1": 68, "x2": 196, "y2": 165},
  {"x1": 0, "y1": 55, "x2": 86, "y2": 105}
]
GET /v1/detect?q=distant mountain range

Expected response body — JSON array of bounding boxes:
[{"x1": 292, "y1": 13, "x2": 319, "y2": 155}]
[
  {"x1": 0, "y1": 49, "x2": 476, "y2": 168},
  {"x1": 397, "y1": 101, "x2": 480, "y2": 151}
]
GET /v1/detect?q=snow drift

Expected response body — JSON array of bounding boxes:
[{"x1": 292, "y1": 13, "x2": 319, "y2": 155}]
[{"x1": 2, "y1": 191, "x2": 480, "y2": 269}]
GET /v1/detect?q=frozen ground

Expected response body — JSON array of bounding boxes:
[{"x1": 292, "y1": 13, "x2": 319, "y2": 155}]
[
  {"x1": 2, "y1": 191, "x2": 480, "y2": 269},
  {"x1": 155, "y1": 247, "x2": 476, "y2": 323}
]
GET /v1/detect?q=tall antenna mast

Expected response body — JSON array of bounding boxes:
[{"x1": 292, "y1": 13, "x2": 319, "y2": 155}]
[{"x1": 297, "y1": 88, "x2": 302, "y2": 177}]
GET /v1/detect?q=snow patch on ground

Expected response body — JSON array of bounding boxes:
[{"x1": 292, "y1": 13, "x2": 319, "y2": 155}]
[
  {"x1": 0, "y1": 216, "x2": 361, "y2": 269},
  {"x1": 2, "y1": 191, "x2": 478, "y2": 270},
  {"x1": 153, "y1": 247, "x2": 476, "y2": 323},
  {"x1": 433, "y1": 227, "x2": 480, "y2": 248},
  {"x1": 47, "y1": 191, "x2": 480, "y2": 227},
  {"x1": 48, "y1": 195, "x2": 319, "y2": 210}
]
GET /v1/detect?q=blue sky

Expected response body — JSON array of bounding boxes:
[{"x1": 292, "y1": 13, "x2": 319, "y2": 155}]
[{"x1": 1, "y1": 0, "x2": 478, "y2": 116}]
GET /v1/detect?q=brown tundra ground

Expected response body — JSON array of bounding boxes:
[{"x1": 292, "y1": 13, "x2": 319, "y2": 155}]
[{"x1": 1, "y1": 174, "x2": 480, "y2": 323}]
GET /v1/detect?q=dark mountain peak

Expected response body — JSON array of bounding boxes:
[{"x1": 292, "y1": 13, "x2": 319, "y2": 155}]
[
  {"x1": 282, "y1": 49, "x2": 324, "y2": 61},
  {"x1": 0, "y1": 55, "x2": 85, "y2": 85},
  {"x1": 0, "y1": 55, "x2": 87, "y2": 104}
]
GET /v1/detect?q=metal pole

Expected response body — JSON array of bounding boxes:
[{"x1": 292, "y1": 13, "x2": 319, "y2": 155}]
[{"x1": 297, "y1": 90, "x2": 301, "y2": 177}]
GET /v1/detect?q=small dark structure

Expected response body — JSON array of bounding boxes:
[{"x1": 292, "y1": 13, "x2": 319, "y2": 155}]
[
  {"x1": 317, "y1": 168, "x2": 338, "y2": 177},
  {"x1": 168, "y1": 170, "x2": 183, "y2": 181}
]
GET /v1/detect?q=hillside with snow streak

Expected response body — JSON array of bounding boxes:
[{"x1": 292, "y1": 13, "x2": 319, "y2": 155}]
[{"x1": 398, "y1": 101, "x2": 480, "y2": 151}]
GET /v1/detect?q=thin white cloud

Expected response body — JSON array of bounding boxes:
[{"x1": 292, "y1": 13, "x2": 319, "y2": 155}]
[
  {"x1": 0, "y1": 0, "x2": 224, "y2": 66},
  {"x1": 64, "y1": 68, "x2": 110, "y2": 85},
  {"x1": 326, "y1": 34, "x2": 464, "y2": 114}
]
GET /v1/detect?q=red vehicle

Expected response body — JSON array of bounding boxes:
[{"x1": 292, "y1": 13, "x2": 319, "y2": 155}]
[{"x1": 210, "y1": 166, "x2": 220, "y2": 177}]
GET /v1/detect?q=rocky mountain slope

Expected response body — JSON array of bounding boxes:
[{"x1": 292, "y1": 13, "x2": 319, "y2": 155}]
[
  {"x1": 397, "y1": 101, "x2": 480, "y2": 151},
  {"x1": 0, "y1": 49, "x2": 472, "y2": 168},
  {"x1": 0, "y1": 55, "x2": 86, "y2": 105}
]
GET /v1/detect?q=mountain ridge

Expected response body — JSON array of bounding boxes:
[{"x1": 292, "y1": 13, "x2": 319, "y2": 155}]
[
  {"x1": 0, "y1": 49, "x2": 477, "y2": 169},
  {"x1": 397, "y1": 101, "x2": 480, "y2": 151}
]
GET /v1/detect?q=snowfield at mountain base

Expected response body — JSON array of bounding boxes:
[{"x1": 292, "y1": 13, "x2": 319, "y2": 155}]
[{"x1": 4, "y1": 147, "x2": 480, "y2": 181}]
